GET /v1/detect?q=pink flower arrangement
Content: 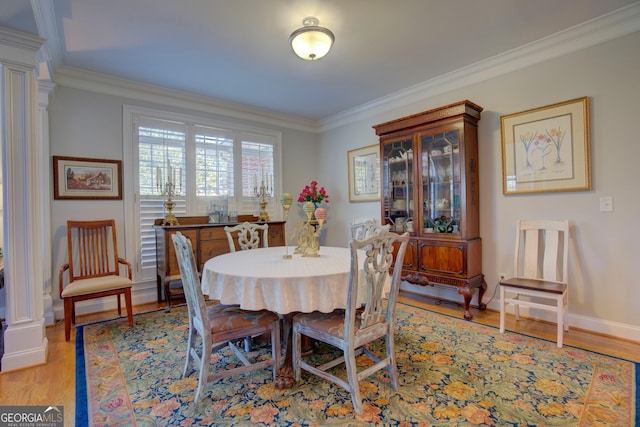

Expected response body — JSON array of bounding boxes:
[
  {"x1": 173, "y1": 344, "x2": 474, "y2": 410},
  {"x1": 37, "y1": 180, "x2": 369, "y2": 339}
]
[{"x1": 298, "y1": 180, "x2": 329, "y2": 204}]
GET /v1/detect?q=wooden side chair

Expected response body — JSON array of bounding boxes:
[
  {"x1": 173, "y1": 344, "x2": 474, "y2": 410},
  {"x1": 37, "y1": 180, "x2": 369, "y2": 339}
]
[
  {"x1": 59, "y1": 219, "x2": 134, "y2": 341},
  {"x1": 172, "y1": 232, "x2": 281, "y2": 403},
  {"x1": 292, "y1": 230, "x2": 409, "y2": 414},
  {"x1": 224, "y1": 222, "x2": 269, "y2": 252},
  {"x1": 349, "y1": 218, "x2": 390, "y2": 241},
  {"x1": 499, "y1": 219, "x2": 570, "y2": 348},
  {"x1": 223, "y1": 221, "x2": 271, "y2": 350}
]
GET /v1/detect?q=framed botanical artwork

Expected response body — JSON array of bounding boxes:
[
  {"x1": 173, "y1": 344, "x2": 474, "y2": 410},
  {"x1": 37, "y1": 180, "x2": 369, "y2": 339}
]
[
  {"x1": 53, "y1": 156, "x2": 123, "y2": 200},
  {"x1": 348, "y1": 144, "x2": 380, "y2": 202},
  {"x1": 500, "y1": 97, "x2": 591, "y2": 195}
]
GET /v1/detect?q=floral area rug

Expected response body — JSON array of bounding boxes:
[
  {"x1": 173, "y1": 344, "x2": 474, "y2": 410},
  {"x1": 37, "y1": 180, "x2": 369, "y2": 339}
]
[{"x1": 76, "y1": 303, "x2": 638, "y2": 426}]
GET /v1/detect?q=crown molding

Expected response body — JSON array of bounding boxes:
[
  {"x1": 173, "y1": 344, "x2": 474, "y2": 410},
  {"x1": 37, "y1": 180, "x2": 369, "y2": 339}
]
[
  {"x1": 53, "y1": 65, "x2": 319, "y2": 133},
  {"x1": 0, "y1": 26, "x2": 45, "y2": 52},
  {"x1": 319, "y1": 2, "x2": 640, "y2": 132},
  {"x1": 31, "y1": 0, "x2": 62, "y2": 73},
  {"x1": 46, "y1": 2, "x2": 640, "y2": 134}
]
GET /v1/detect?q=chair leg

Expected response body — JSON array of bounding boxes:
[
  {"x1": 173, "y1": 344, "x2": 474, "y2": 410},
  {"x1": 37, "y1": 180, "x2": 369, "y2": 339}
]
[
  {"x1": 182, "y1": 325, "x2": 195, "y2": 379},
  {"x1": 270, "y1": 322, "x2": 281, "y2": 383},
  {"x1": 499, "y1": 286, "x2": 506, "y2": 333},
  {"x1": 556, "y1": 295, "x2": 563, "y2": 348},
  {"x1": 164, "y1": 280, "x2": 172, "y2": 311},
  {"x1": 563, "y1": 293, "x2": 569, "y2": 332},
  {"x1": 64, "y1": 298, "x2": 74, "y2": 341},
  {"x1": 344, "y1": 346, "x2": 363, "y2": 415},
  {"x1": 292, "y1": 324, "x2": 301, "y2": 382},
  {"x1": 117, "y1": 293, "x2": 122, "y2": 316},
  {"x1": 385, "y1": 331, "x2": 399, "y2": 390},
  {"x1": 124, "y1": 289, "x2": 134, "y2": 326},
  {"x1": 195, "y1": 334, "x2": 211, "y2": 404}
]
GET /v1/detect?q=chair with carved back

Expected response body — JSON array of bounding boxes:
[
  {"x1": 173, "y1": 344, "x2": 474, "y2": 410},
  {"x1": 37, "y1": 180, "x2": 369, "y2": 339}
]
[
  {"x1": 172, "y1": 232, "x2": 281, "y2": 403},
  {"x1": 292, "y1": 230, "x2": 409, "y2": 414},
  {"x1": 59, "y1": 219, "x2": 133, "y2": 341},
  {"x1": 223, "y1": 221, "x2": 271, "y2": 350},
  {"x1": 499, "y1": 219, "x2": 570, "y2": 348},
  {"x1": 349, "y1": 218, "x2": 390, "y2": 241},
  {"x1": 224, "y1": 222, "x2": 269, "y2": 252}
]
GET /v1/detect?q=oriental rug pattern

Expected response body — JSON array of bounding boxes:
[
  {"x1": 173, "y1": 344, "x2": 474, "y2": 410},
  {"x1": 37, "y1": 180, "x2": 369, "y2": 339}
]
[{"x1": 76, "y1": 303, "x2": 638, "y2": 426}]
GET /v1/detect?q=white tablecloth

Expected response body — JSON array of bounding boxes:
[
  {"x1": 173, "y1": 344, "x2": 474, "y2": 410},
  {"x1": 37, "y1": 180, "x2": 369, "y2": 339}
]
[{"x1": 201, "y1": 246, "x2": 384, "y2": 314}]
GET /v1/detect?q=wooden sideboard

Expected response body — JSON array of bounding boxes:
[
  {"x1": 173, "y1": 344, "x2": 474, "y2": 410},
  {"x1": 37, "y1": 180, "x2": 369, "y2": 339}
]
[{"x1": 154, "y1": 216, "x2": 285, "y2": 305}]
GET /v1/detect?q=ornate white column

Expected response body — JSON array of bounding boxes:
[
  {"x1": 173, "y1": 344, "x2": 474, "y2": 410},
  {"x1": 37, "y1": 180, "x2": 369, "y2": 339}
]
[
  {"x1": 38, "y1": 80, "x2": 55, "y2": 326},
  {"x1": 0, "y1": 26, "x2": 48, "y2": 371}
]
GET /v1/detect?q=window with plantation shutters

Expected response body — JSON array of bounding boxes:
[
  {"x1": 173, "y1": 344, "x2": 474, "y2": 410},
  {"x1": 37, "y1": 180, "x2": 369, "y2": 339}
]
[{"x1": 124, "y1": 106, "x2": 280, "y2": 283}]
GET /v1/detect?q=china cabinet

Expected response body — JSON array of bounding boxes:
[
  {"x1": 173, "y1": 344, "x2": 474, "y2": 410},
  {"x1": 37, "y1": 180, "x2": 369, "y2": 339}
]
[{"x1": 374, "y1": 100, "x2": 486, "y2": 319}]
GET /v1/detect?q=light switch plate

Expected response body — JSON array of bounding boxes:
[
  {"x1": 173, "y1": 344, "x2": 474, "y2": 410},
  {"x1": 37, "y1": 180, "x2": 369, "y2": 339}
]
[{"x1": 599, "y1": 196, "x2": 613, "y2": 212}]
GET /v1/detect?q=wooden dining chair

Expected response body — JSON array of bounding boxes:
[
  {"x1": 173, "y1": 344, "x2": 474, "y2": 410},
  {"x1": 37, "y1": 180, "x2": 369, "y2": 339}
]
[
  {"x1": 499, "y1": 219, "x2": 570, "y2": 348},
  {"x1": 349, "y1": 218, "x2": 390, "y2": 241},
  {"x1": 223, "y1": 221, "x2": 271, "y2": 350},
  {"x1": 59, "y1": 219, "x2": 134, "y2": 341},
  {"x1": 224, "y1": 222, "x2": 269, "y2": 252},
  {"x1": 172, "y1": 232, "x2": 281, "y2": 403},
  {"x1": 292, "y1": 230, "x2": 409, "y2": 414}
]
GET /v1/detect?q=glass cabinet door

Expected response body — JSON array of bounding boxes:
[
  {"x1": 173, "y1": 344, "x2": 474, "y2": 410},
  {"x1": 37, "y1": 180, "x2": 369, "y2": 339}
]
[
  {"x1": 382, "y1": 138, "x2": 414, "y2": 232},
  {"x1": 420, "y1": 129, "x2": 461, "y2": 235}
]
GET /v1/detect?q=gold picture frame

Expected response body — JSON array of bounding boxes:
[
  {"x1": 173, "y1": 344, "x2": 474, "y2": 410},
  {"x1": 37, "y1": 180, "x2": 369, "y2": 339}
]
[
  {"x1": 500, "y1": 97, "x2": 591, "y2": 195},
  {"x1": 348, "y1": 144, "x2": 380, "y2": 202},
  {"x1": 53, "y1": 156, "x2": 123, "y2": 200}
]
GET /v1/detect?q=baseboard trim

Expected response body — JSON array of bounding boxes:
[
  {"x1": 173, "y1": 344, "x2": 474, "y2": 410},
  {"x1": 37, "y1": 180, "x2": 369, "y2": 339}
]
[{"x1": 400, "y1": 283, "x2": 640, "y2": 343}]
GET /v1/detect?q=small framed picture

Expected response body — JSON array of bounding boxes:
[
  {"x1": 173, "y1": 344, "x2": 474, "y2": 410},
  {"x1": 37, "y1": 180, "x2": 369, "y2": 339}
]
[
  {"x1": 53, "y1": 156, "x2": 123, "y2": 200},
  {"x1": 348, "y1": 145, "x2": 380, "y2": 202},
  {"x1": 500, "y1": 97, "x2": 591, "y2": 194}
]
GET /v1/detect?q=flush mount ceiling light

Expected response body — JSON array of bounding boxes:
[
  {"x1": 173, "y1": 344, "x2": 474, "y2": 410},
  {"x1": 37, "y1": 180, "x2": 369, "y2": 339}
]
[{"x1": 289, "y1": 16, "x2": 335, "y2": 60}]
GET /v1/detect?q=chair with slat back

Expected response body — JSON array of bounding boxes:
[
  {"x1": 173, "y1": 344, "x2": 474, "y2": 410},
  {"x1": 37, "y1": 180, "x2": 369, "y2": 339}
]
[
  {"x1": 172, "y1": 232, "x2": 281, "y2": 403},
  {"x1": 59, "y1": 219, "x2": 133, "y2": 341},
  {"x1": 292, "y1": 230, "x2": 409, "y2": 415},
  {"x1": 499, "y1": 219, "x2": 570, "y2": 347},
  {"x1": 224, "y1": 222, "x2": 269, "y2": 252}
]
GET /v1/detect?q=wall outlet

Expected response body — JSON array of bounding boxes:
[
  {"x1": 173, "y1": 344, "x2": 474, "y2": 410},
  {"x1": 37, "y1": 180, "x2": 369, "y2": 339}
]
[
  {"x1": 599, "y1": 196, "x2": 613, "y2": 212},
  {"x1": 499, "y1": 272, "x2": 506, "y2": 281}
]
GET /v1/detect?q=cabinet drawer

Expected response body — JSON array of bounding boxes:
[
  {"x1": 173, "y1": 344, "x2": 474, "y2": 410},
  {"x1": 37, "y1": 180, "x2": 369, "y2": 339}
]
[
  {"x1": 200, "y1": 227, "x2": 227, "y2": 241},
  {"x1": 200, "y1": 239, "x2": 231, "y2": 265},
  {"x1": 393, "y1": 239, "x2": 416, "y2": 271},
  {"x1": 267, "y1": 225, "x2": 285, "y2": 247},
  {"x1": 418, "y1": 240, "x2": 466, "y2": 276},
  {"x1": 167, "y1": 229, "x2": 198, "y2": 277}
]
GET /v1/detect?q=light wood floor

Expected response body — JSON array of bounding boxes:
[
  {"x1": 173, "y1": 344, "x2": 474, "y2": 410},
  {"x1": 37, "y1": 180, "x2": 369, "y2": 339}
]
[{"x1": 0, "y1": 292, "x2": 638, "y2": 427}]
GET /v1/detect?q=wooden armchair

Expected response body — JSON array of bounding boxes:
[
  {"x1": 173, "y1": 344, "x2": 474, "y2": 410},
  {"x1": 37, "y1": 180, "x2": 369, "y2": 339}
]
[{"x1": 59, "y1": 219, "x2": 134, "y2": 341}]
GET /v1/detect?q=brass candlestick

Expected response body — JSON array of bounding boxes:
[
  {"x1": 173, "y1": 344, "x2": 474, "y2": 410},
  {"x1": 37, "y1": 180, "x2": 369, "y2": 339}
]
[
  {"x1": 157, "y1": 166, "x2": 181, "y2": 226},
  {"x1": 279, "y1": 192, "x2": 293, "y2": 259},
  {"x1": 254, "y1": 174, "x2": 273, "y2": 222}
]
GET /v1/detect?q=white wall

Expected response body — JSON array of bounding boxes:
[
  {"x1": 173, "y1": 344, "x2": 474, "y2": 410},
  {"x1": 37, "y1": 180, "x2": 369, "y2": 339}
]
[{"x1": 318, "y1": 32, "x2": 640, "y2": 339}]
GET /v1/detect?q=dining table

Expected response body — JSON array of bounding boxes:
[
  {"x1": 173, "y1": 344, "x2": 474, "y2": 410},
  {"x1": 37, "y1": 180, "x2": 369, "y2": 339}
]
[{"x1": 200, "y1": 245, "x2": 389, "y2": 389}]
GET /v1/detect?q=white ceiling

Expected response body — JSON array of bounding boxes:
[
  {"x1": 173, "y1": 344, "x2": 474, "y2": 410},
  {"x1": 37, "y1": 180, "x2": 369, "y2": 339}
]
[{"x1": 2, "y1": 0, "x2": 638, "y2": 121}]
